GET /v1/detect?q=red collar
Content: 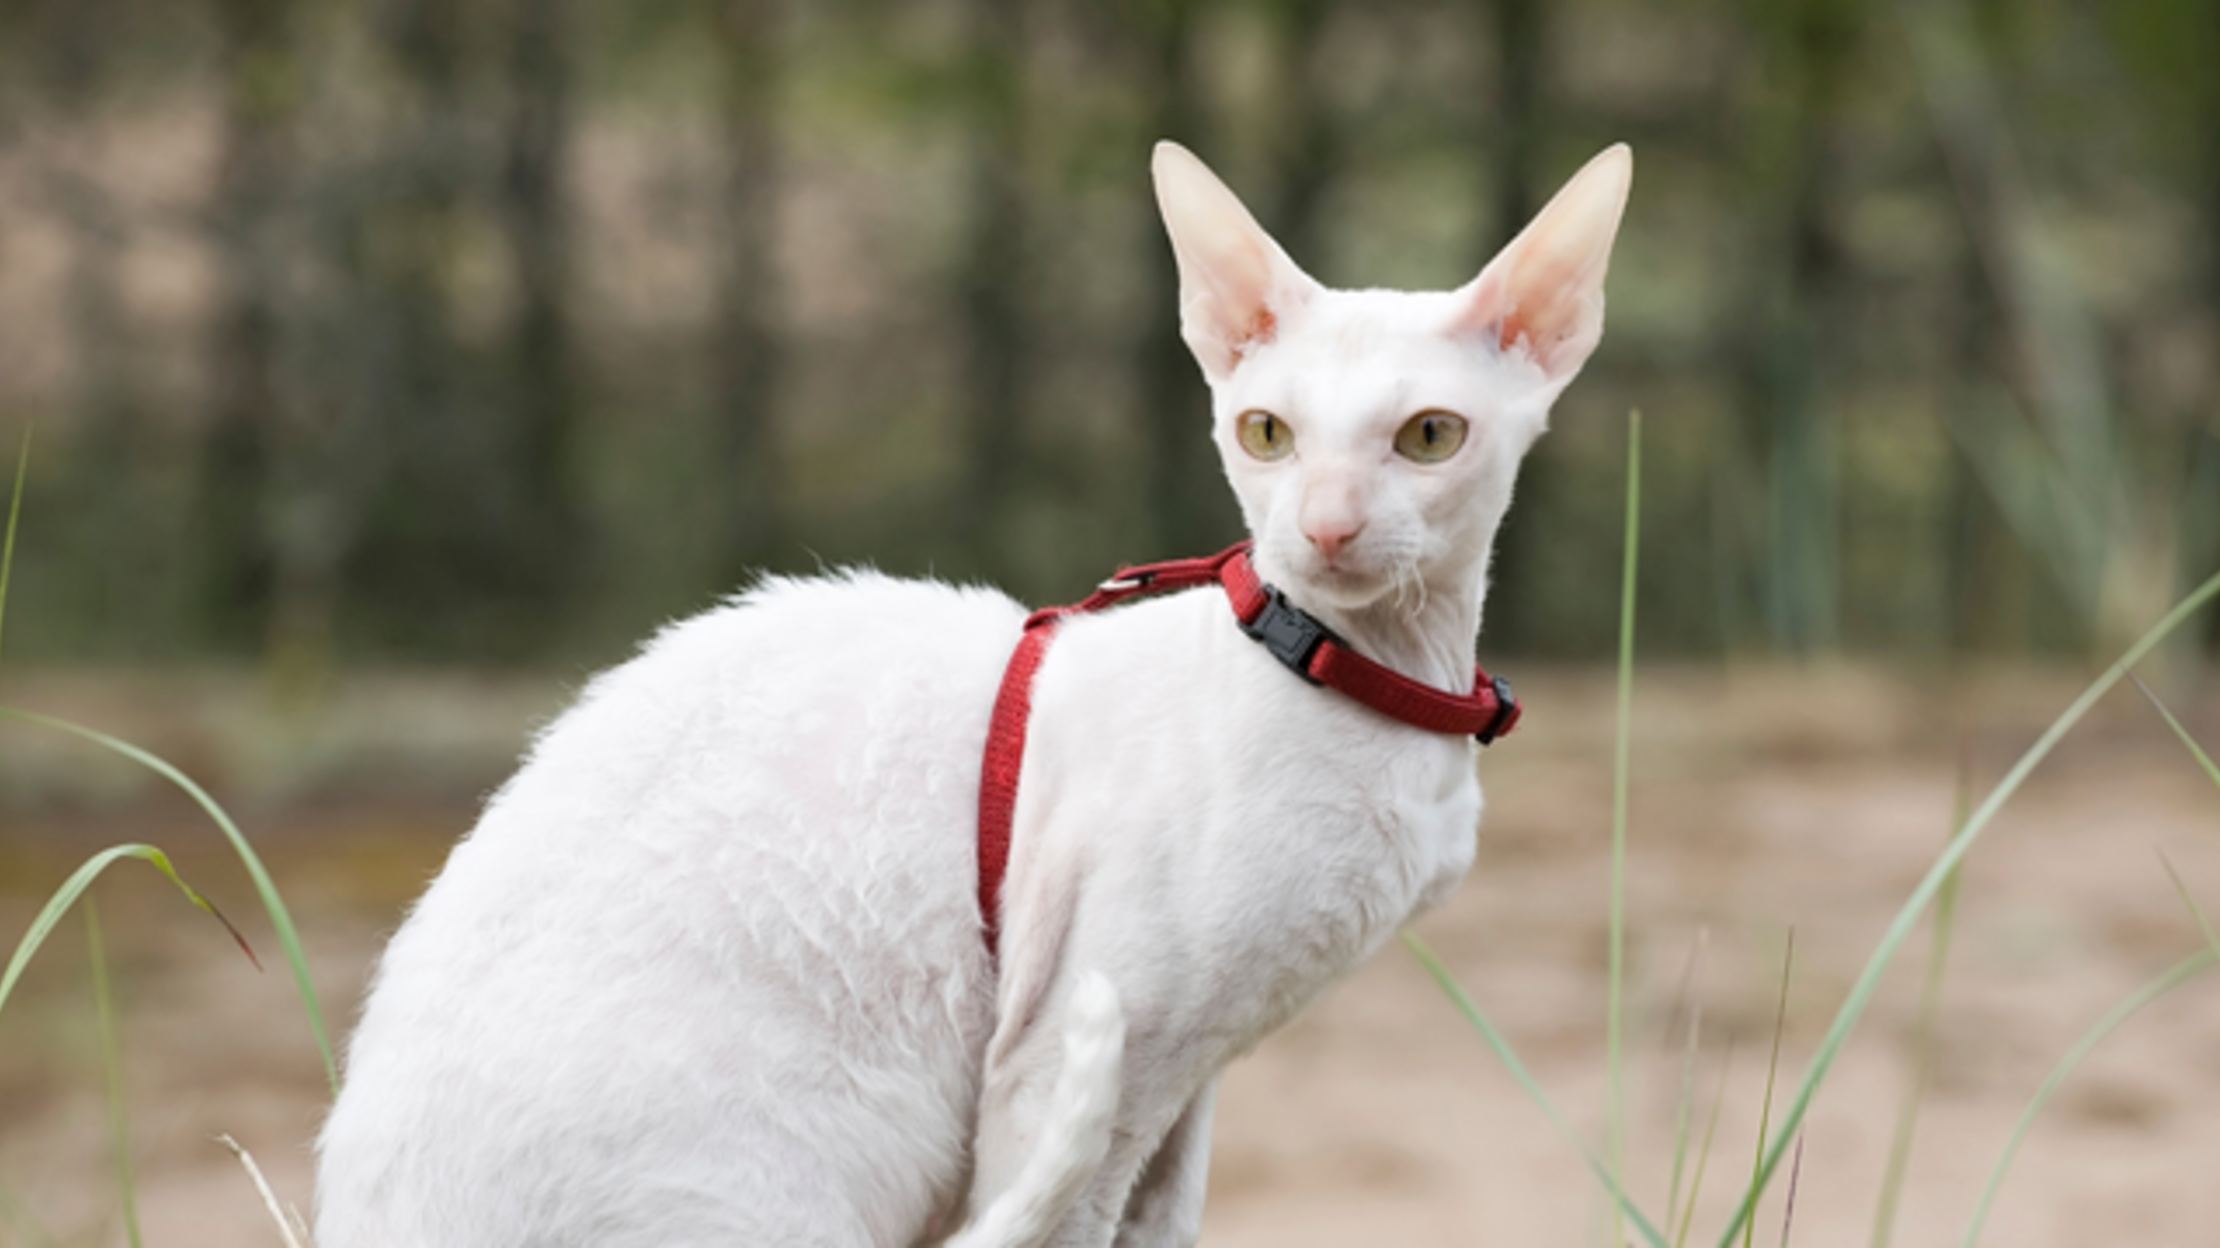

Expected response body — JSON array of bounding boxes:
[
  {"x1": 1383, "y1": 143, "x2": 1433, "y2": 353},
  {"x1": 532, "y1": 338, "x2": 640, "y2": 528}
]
[{"x1": 976, "y1": 542, "x2": 1520, "y2": 954}]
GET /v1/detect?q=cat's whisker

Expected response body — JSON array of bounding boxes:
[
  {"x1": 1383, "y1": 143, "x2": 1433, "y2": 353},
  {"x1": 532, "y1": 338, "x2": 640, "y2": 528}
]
[{"x1": 1393, "y1": 562, "x2": 1428, "y2": 621}]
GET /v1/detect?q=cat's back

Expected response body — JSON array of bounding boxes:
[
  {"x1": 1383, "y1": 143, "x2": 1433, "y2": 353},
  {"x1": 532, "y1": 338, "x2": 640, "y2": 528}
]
[
  {"x1": 424, "y1": 568, "x2": 1026, "y2": 956},
  {"x1": 317, "y1": 570, "x2": 1023, "y2": 1248}
]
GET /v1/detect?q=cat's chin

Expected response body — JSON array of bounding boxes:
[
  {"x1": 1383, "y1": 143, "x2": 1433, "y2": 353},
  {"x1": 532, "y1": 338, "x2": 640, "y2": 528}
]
[{"x1": 1280, "y1": 561, "x2": 1401, "y2": 614}]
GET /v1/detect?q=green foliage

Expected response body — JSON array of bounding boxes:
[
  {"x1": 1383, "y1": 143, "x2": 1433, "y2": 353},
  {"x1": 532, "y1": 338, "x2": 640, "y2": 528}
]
[
  {"x1": 1413, "y1": 410, "x2": 2220, "y2": 1245},
  {"x1": 0, "y1": 434, "x2": 336, "y2": 1242},
  {"x1": 1607, "y1": 409, "x2": 1641, "y2": 1247},
  {"x1": 1738, "y1": 935, "x2": 1795, "y2": 1248},
  {"x1": 1709, "y1": 564, "x2": 2220, "y2": 1248},
  {"x1": 1867, "y1": 769, "x2": 1969, "y2": 1248},
  {"x1": 1960, "y1": 948, "x2": 2217, "y2": 1248},
  {"x1": 4, "y1": 0, "x2": 2217, "y2": 664},
  {"x1": 1401, "y1": 930, "x2": 1672, "y2": 1248},
  {"x1": 85, "y1": 901, "x2": 142, "y2": 1248},
  {"x1": 0, "y1": 843, "x2": 246, "y2": 1025},
  {"x1": 0, "y1": 709, "x2": 340, "y2": 1095}
]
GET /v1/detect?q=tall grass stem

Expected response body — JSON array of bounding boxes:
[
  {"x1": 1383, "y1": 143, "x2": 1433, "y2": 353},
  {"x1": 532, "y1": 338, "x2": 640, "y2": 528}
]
[
  {"x1": 1708, "y1": 565, "x2": 2220, "y2": 1248},
  {"x1": 1402, "y1": 931, "x2": 1670, "y2": 1248},
  {"x1": 1867, "y1": 755, "x2": 1972, "y2": 1248},
  {"x1": 2158, "y1": 853, "x2": 2220, "y2": 961},
  {"x1": 2128, "y1": 674, "x2": 2220, "y2": 792},
  {"x1": 220, "y1": 1134, "x2": 308, "y2": 1248},
  {"x1": 1608, "y1": 409, "x2": 1642, "y2": 1248},
  {"x1": 1960, "y1": 949, "x2": 2216, "y2": 1246},
  {"x1": 1663, "y1": 930, "x2": 1710, "y2": 1239},
  {"x1": 1743, "y1": 932, "x2": 1795, "y2": 1248},
  {"x1": 0, "y1": 428, "x2": 27, "y2": 673},
  {"x1": 1676, "y1": 1042, "x2": 1735, "y2": 1248},
  {"x1": 85, "y1": 900, "x2": 143, "y2": 1248}
]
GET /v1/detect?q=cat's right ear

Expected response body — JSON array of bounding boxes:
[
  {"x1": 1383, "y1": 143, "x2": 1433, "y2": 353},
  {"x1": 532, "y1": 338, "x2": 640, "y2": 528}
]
[
  {"x1": 1454, "y1": 143, "x2": 1633, "y2": 384},
  {"x1": 1152, "y1": 141, "x2": 1321, "y2": 382}
]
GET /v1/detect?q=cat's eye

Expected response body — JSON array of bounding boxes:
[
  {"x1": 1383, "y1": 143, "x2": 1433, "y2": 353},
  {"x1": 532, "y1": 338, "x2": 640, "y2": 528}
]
[
  {"x1": 1236, "y1": 409, "x2": 1294, "y2": 461},
  {"x1": 1394, "y1": 410, "x2": 1468, "y2": 463}
]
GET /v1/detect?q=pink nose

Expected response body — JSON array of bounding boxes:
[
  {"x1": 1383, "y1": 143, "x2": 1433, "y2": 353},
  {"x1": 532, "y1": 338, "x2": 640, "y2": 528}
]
[{"x1": 1305, "y1": 523, "x2": 1363, "y2": 560}]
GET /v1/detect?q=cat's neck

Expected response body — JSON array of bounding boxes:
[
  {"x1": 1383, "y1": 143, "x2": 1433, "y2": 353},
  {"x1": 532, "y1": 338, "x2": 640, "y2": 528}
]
[{"x1": 1281, "y1": 563, "x2": 1489, "y2": 696}]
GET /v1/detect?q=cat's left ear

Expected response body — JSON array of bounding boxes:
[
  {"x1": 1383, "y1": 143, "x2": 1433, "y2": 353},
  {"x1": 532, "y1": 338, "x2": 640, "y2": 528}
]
[
  {"x1": 1454, "y1": 144, "x2": 1633, "y2": 383},
  {"x1": 1153, "y1": 141, "x2": 1323, "y2": 382}
]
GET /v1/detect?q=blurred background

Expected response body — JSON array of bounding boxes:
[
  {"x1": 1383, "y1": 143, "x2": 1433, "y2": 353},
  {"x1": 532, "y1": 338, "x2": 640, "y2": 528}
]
[
  {"x1": 0, "y1": 0, "x2": 2215, "y2": 677},
  {"x1": 3, "y1": 0, "x2": 2220, "y2": 1245}
]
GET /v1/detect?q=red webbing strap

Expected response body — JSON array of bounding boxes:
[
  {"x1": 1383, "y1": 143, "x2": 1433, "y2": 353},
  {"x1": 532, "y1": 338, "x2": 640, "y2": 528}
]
[
  {"x1": 977, "y1": 547, "x2": 1251, "y2": 954},
  {"x1": 976, "y1": 541, "x2": 1520, "y2": 957},
  {"x1": 1307, "y1": 644, "x2": 1518, "y2": 737},
  {"x1": 977, "y1": 611, "x2": 1062, "y2": 957},
  {"x1": 1069, "y1": 545, "x2": 1252, "y2": 614},
  {"x1": 1216, "y1": 543, "x2": 1272, "y2": 621}
]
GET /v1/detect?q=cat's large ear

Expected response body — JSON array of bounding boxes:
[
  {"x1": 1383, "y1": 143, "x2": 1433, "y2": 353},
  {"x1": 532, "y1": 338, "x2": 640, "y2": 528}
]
[
  {"x1": 1152, "y1": 141, "x2": 1322, "y2": 382},
  {"x1": 1455, "y1": 144, "x2": 1632, "y2": 382}
]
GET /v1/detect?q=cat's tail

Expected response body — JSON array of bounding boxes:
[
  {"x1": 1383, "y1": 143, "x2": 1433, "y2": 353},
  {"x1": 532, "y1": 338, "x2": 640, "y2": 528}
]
[{"x1": 945, "y1": 971, "x2": 1124, "y2": 1248}]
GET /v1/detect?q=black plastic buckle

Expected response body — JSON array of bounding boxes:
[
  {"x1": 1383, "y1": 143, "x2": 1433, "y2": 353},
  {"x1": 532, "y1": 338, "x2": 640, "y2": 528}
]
[
  {"x1": 1476, "y1": 674, "x2": 1519, "y2": 745},
  {"x1": 1239, "y1": 585, "x2": 1335, "y2": 685}
]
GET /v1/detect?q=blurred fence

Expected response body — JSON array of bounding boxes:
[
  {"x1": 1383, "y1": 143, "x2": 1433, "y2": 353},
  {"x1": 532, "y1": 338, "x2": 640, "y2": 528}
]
[{"x1": 0, "y1": 0, "x2": 2214, "y2": 675}]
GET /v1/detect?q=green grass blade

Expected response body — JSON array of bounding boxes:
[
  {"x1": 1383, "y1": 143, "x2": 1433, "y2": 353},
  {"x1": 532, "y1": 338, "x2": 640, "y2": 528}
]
[
  {"x1": 1869, "y1": 755, "x2": 1973, "y2": 1248},
  {"x1": 2156, "y1": 853, "x2": 2220, "y2": 962},
  {"x1": 1778, "y1": 1134, "x2": 1806, "y2": 1248},
  {"x1": 0, "y1": 707, "x2": 338, "y2": 1093},
  {"x1": 1960, "y1": 948, "x2": 2217, "y2": 1247},
  {"x1": 1743, "y1": 932, "x2": 1795, "y2": 1248},
  {"x1": 0, "y1": 425, "x2": 30, "y2": 672},
  {"x1": 86, "y1": 900, "x2": 143, "y2": 1248},
  {"x1": 1664, "y1": 931, "x2": 1711, "y2": 1240},
  {"x1": 1677, "y1": 1041, "x2": 1735, "y2": 1248},
  {"x1": 1608, "y1": 408, "x2": 1642, "y2": 1248},
  {"x1": 1709, "y1": 565, "x2": 2220, "y2": 1248},
  {"x1": 2128, "y1": 674, "x2": 2220, "y2": 793},
  {"x1": 0, "y1": 843, "x2": 237, "y2": 1020},
  {"x1": 1402, "y1": 930, "x2": 1670, "y2": 1248}
]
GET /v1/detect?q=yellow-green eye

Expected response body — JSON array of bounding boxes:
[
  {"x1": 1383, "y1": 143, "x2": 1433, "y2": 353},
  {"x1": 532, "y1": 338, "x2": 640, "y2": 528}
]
[
  {"x1": 1394, "y1": 410, "x2": 1468, "y2": 463},
  {"x1": 1237, "y1": 409, "x2": 1294, "y2": 461}
]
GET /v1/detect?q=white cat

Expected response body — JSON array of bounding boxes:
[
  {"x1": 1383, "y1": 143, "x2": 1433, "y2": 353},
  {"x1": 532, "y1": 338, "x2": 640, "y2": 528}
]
[{"x1": 313, "y1": 139, "x2": 1630, "y2": 1248}]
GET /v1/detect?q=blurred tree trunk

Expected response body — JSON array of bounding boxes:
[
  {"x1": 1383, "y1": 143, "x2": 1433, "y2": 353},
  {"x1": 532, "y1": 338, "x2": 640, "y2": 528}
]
[
  {"x1": 1129, "y1": 0, "x2": 1240, "y2": 560},
  {"x1": 499, "y1": 0, "x2": 585, "y2": 599},
  {"x1": 1467, "y1": 0, "x2": 1549, "y2": 652},
  {"x1": 346, "y1": 0, "x2": 468, "y2": 651},
  {"x1": 2202, "y1": 2, "x2": 2220, "y2": 657},
  {"x1": 1944, "y1": 230, "x2": 2030, "y2": 652},
  {"x1": 350, "y1": 0, "x2": 586, "y2": 657},
  {"x1": 199, "y1": 0, "x2": 296, "y2": 667},
  {"x1": 38, "y1": 0, "x2": 152, "y2": 646},
  {"x1": 56, "y1": 181, "x2": 145, "y2": 644},
  {"x1": 709, "y1": 0, "x2": 788, "y2": 588},
  {"x1": 951, "y1": 0, "x2": 1029, "y2": 586},
  {"x1": 1265, "y1": 0, "x2": 1339, "y2": 269},
  {"x1": 1489, "y1": 0, "x2": 1541, "y2": 240},
  {"x1": 1734, "y1": 0, "x2": 1858, "y2": 657}
]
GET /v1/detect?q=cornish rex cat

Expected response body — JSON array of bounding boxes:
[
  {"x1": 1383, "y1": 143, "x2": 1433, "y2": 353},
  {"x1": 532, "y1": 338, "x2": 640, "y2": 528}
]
[{"x1": 314, "y1": 139, "x2": 1632, "y2": 1248}]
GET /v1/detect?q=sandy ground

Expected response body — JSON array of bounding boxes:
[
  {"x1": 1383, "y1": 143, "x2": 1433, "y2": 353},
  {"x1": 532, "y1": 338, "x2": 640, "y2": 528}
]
[{"x1": 1, "y1": 662, "x2": 2217, "y2": 1247}]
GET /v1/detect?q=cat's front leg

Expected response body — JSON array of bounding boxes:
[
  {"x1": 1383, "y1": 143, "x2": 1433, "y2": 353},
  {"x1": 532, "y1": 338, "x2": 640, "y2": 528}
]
[
  {"x1": 962, "y1": 976, "x2": 1210, "y2": 1248},
  {"x1": 1112, "y1": 1075, "x2": 1218, "y2": 1248}
]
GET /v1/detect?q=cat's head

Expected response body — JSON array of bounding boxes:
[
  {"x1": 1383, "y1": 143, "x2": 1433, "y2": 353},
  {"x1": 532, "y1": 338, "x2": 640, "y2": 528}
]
[{"x1": 1152, "y1": 142, "x2": 1630, "y2": 618}]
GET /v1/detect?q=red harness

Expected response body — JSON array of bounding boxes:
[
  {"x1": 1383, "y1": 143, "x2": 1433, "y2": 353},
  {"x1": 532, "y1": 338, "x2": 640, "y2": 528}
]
[{"x1": 974, "y1": 541, "x2": 1521, "y2": 955}]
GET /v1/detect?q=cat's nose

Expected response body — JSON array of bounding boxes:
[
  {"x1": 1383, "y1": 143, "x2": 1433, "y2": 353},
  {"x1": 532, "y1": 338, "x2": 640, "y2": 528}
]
[{"x1": 1304, "y1": 521, "x2": 1364, "y2": 561}]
